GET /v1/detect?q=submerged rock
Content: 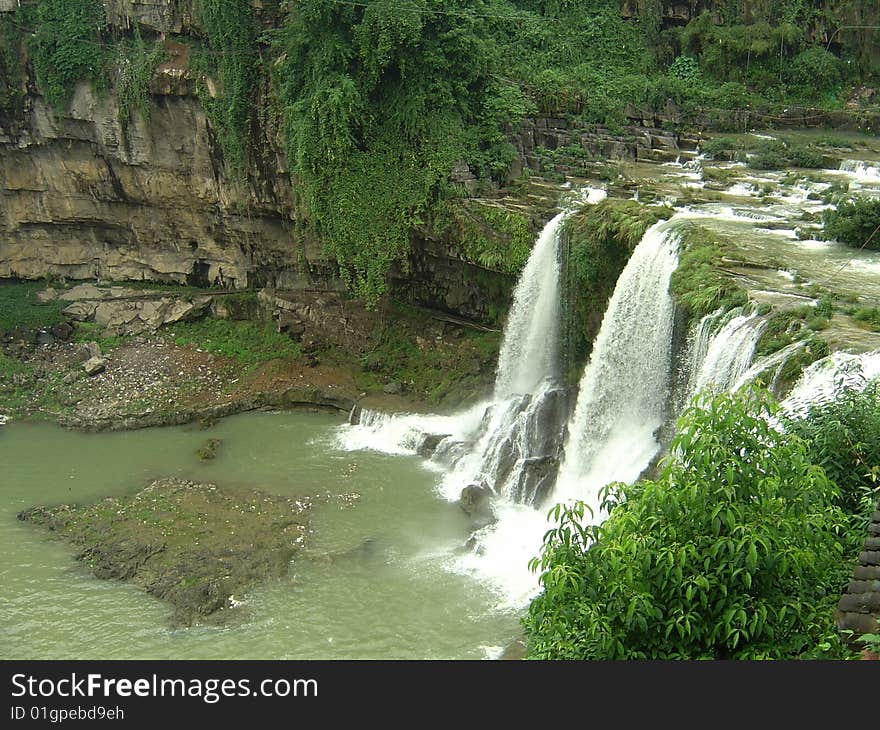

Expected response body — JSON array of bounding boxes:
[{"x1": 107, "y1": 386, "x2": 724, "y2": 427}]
[
  {"x1": 417, "y1": 433, "x2": 450, "y2": 458},
  {"x1": 196, "y1": 437, "x2": 223, "y2": 461},
  {"x1": 17, "y1": 478, "x2": 314, "y2": 627}
]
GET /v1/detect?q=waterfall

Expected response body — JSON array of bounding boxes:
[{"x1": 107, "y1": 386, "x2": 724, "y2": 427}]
[
  {"x1": 780, "y1": 350, "x2": 880, "y2": 418},
  {"x1": 339, "y1": 188, "x2": 607, "y2": 507},
  {"x1": 839, "y1": 159, "x2": 880, "y2": 183},
  {"x1": 685, "y1": 309, "x2": 766, "y2": 398},
  {"x1": 493, "y1": 211, "x2": 565, "y2": 397},
  {"x1": 552, "y1": 219, "x2": 680, "y2": 515}
]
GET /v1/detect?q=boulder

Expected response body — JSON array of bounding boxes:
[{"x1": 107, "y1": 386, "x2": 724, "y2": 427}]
[
  {"x1": 382, "y1": 381, "x2": 403, "y2": 395},
  {"x1": 62, "y1": 301, "x2": 98, "y2": 322},
  {"x1": 417, "y1": 433, "x2": 450, "y2": 459},
  {"x1": 277, "y1": 313, "x2": 306, "y2": 339},
  {"x1": 83, "y1": 356, "x2": 107, "y2": 376},
  {"x1": 460, "y1": 484, "x2": 496, "y2": 528}
]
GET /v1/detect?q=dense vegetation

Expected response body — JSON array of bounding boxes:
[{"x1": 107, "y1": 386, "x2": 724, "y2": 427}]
[
  {"x1": 822, "y1": 196, "x2": 880, "y2": 250},
  {"x1": 524, "y1": 385, "x2": 875, "y2": 659},
  {"x1": 5, "y1": 0, "x2": 877, "y2": 304}
]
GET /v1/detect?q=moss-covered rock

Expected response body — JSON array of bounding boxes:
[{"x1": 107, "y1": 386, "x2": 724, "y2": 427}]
[{"x1": 17, "y1": 478, "x2": 332, "y2": 626}]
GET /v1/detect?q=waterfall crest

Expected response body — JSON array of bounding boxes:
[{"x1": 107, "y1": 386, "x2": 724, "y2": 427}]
[
  {"x1": 493, "y1": 211, "x2": 564, "y2": 398},
  {"x1": 685, "y1": 308, "x2": 766, "y2": 398},
  {"x1": 552, "y1": 219, "x2": 680, "y2": 513}
]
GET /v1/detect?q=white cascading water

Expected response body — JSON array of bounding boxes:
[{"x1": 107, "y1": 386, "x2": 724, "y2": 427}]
[
  {"x1": 339, "y1": 188, "x2": 607, "y2": 508},
  {"x1": 336, "y1": 187, "x2": 608, "y2": 607},
  {"x1": 839, "y1": 159, "x2": 880, "y2": 183},
  {"x1": 493, "y1": 210, "x2": 565, "y2": 397},
  {"x1": 685, "y1": 309, "x2": 766, "y2": 397},
  {"x1": 780, "y1": 350, "x2": 880, "y2": 418},
  {"x1": 338, "y1": 208, "x2": 566, "y2": 503},
  {"x1": 552, "y1": 218, "x2": 681, "y2": 518}
]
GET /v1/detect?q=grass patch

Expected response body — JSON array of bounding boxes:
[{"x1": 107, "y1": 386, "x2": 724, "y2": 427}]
[
  {"x1": 0, "y1": 282, "x2": 66, "y2": 334},
  {"x1": 850, "y1": 307, "x2": 880, "y2": 332},
  {"x1": 669, "y1": 225, "x2": 749, "y2": 318},
  {"x1": 167, "y1": 318, "x2": 301, "y2": 366}
]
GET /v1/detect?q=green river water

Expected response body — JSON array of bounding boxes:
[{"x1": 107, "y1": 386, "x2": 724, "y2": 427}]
[{"x1": 0, "y1": 412, "x2": 522, "y2": 659}]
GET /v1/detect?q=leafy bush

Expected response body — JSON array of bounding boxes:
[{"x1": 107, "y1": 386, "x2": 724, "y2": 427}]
[
  {"x1": 525, "y1": 386, "x2": 858, "y2": 660},
  {"x1": 748, "y1": 138, "x2": 825, "y2": 171},
  {"x1": 783, "y1": 380, "x2": 880, "y2": 521},
  {"x1": 700, "y1": 136, "x2": 738, "y2": 160},
  {"x1": 788, "y1": 47, "x2": 842, "y2": 97},
  {"x1": 668, "y1": 55, "x2": 700, "y2": 83},
  {"x1": 822, "y1": 197, "x2": 880, "y2": 250}
]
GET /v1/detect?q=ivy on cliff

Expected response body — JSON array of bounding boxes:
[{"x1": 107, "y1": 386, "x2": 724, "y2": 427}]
[
  {"x1": 0, "y1": 15, "x2": 25, "y2": 123},
  {"x1": 193, "y1": 0, "x2": 259, "y2": 175},
  {"x1": 24, "y1": 0, "x2": 108, "y2": 111},
  {"x1": 114, "y1": 27, "x2": 167, "y2": 128},
  {"x1": 272, "y1": 0, "x2": 527, "y2": 304}
]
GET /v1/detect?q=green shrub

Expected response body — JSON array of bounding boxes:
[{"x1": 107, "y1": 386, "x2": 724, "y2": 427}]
[
  {"x1": 524, "y1": 386, "x2": 858, "y2": 660},
  {"x1": 668, "y1": 55, "x2": 700, "y2": 83},
  {"x1": 822, "y1": 197, "x2": 880, "y2": 250},
  {"x1": 851, "y1": 307, "x2": 880, "y2": 331},
  {"x1": 783, "y1": 380, "x2": 880, "y2": 521},
  {"x1": 787, "y1": 47, "x2": 842, "y2": 97}
]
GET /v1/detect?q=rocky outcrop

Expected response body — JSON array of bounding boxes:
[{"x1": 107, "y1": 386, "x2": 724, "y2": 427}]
[
  {"x1": 17, "y1": 478, "x2": 318, "y2": 626},
  {"x1": 0, "y1": 78, "x2": 312, "y2": 290},
  {"x1": 836, "y1": 502, "x2": 880, "y2": 648},
  {"x1": 59, "y1": 284, "x2": 213, "y2": 335}
]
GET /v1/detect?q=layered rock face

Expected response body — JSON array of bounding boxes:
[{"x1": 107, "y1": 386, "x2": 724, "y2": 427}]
[{"x1": 0, "y1": 71, "x2": 308, "y2": 290}]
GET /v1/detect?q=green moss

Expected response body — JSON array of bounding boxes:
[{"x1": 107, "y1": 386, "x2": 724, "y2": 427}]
[{"x1": 669, "y1": 225, "x2": 749, "y2": 318}]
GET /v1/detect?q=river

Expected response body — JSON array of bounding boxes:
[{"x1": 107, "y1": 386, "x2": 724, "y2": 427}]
[{"x1": 0, "y1": 412, "x2": 522, "y2": 659}]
